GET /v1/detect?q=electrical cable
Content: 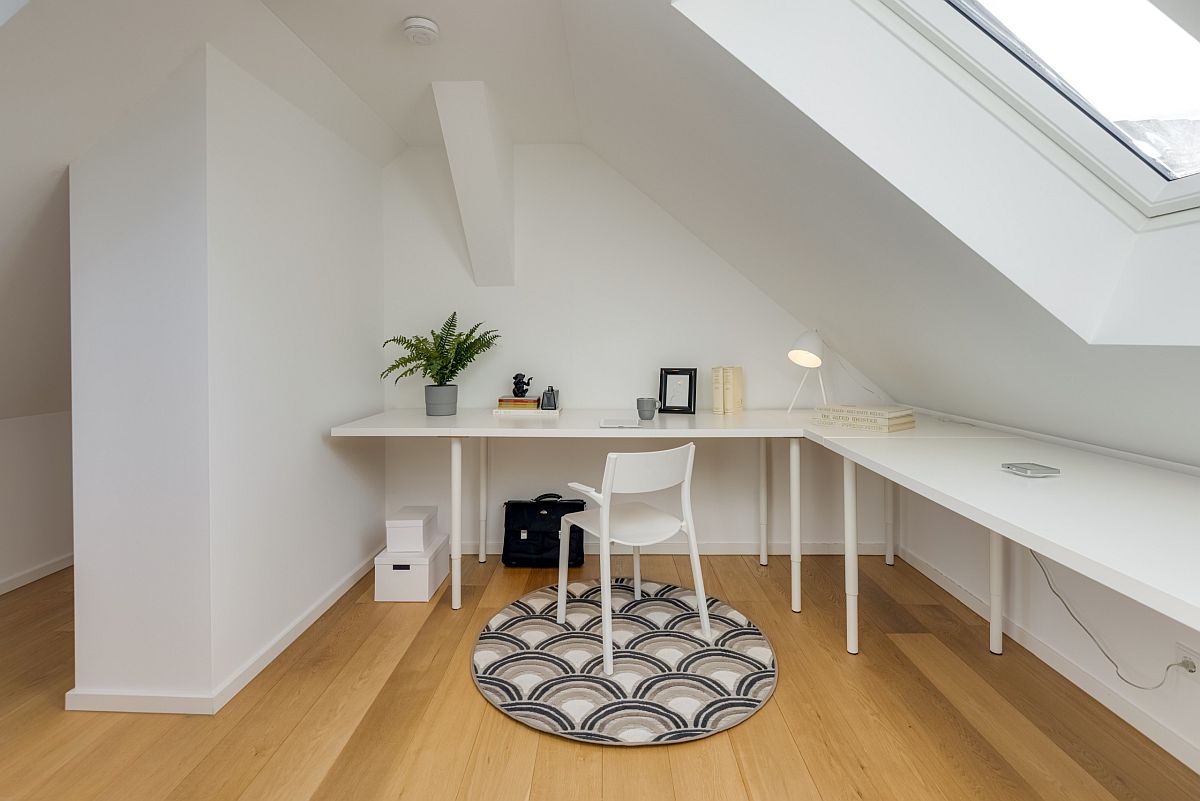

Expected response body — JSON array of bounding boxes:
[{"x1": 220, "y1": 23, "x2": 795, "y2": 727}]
[{"x1": 1031, "y1": 551, "x2": 1196, "y2": 691}]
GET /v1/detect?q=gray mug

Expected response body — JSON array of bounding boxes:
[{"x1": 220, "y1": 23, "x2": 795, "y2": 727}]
[{"x1": 636, "y1": 397, "x2": 660, "y2": 421}]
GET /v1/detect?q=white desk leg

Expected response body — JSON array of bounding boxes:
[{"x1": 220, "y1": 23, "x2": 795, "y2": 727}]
[
  {"x1": 759, "y1": 438, "x2": 769, "y2": 566},
  {"x1": 451, "y1": 437, "x2": 463, "y2": 610},
  {"x1": 789, "y1": 438, "x2": 801, "y2": 612},
  {"x1": 989, "y1": 530, "x2": 1004, "y2": 655},
  {"x1": 478, "y1": 438, "x2": 488, "y2": 563},
  {"x1": 844, "y1": 457, "x2": 859, "y2": 654},
  {"x1": 884, "y1": 479, "x2": 896, "y2": 566}
]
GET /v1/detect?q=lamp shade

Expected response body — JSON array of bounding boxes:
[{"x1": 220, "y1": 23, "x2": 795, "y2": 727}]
[{"x1": 787, "y1": 330, "x2": 824, "y2": 369}]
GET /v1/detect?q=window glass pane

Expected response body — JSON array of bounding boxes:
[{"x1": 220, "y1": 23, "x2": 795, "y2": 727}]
[{"x1": 947, "y1": 0, "x2": 1200, "y2": 180}]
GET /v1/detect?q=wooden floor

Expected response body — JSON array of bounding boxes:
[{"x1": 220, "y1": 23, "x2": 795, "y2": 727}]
[{"x1": 2, "y1": 555, "x2": 1198, "y2": 801}]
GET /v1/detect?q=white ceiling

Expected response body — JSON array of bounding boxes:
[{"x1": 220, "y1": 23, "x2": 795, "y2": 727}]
[
  {"x1": 263, "y1": 0, "x2": 581, "y2": 145},
  {"x1": 5, "y1": 0, "x2": 1200, "y2": 463}
]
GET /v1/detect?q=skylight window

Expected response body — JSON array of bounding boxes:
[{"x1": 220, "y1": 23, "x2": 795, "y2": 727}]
[
  {"x1": 0, "y1": 0, "x2": 28, "y2": 28},
  {"x1": 947, "y1": 0, "x2": 1200, "y2": 180}
]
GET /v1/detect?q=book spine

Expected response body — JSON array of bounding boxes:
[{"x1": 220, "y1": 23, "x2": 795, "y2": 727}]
[
  {"x1": 835, "y1": 421, "x2": 916, "y2": 432},
  {"x1": 816, "y1": 405, "x2": 912, "y2": 419},
  {"x1": 733, "y1": 366, "x2": 744, "y2": 412},
  {"x1": 712, "y1": 367, "x2": 724, "y2": 414},
  {"x1": 722, "y1": 367, "x2": 734, "y2": 415},
  {"x1": 820, "y1": 413, "x2": 914, "y2": 426}
]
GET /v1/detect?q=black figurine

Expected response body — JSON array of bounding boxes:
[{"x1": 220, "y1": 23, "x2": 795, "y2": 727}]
[{"x1": 512, "y1": 373, "x2": 533, "y2": 398}]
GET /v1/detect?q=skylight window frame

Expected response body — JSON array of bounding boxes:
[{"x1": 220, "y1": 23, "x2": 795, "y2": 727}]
[{"x1": 877, "y1": 0, "x2": 1200, "y2": 218}]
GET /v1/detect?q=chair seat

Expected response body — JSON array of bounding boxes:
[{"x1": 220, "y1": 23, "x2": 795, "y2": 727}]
[{"x1": 563, "y1": 502, "x2": 683, "y2": 547}]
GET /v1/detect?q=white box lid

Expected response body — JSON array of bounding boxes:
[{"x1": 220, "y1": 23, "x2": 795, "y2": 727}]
[
  {"x1": 374, "y1": 532, "x2": 447, "y2": 566},
  {"x1": 386, "y1": 505, "x2": 437, "y2": 528}
]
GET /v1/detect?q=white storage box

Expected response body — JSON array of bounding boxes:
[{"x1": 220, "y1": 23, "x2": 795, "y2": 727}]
[
  {"x1": 374, "y1": 532, "x2": 449, "y2": 602},
  {"x1": 386, "y1": 505, "x2": 437, "y2": 552}
]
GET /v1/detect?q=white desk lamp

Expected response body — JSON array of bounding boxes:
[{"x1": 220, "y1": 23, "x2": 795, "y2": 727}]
[{"x1": 786, "y1": 329, "x2": 827, "y2": 413}]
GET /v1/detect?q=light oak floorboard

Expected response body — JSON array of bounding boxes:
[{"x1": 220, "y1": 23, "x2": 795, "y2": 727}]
[{"x1": 2, "y1": 559, "x2": 1198, "y2": 801}]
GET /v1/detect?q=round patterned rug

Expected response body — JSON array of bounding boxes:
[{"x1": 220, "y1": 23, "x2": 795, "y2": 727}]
[{"x1": 471, "y1": 578, "x2": 776, "y2": 745}]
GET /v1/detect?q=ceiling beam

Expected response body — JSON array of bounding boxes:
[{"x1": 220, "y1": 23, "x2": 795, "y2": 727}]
[{"x1": 432, "y1": 81, "x2": 515, "y2": 286}]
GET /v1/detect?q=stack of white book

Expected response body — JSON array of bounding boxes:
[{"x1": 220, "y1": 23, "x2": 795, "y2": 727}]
[
  {"x1": 711, "y1": 366, "x2": 744, "y2": 414},
  {"x1": 816, "y1": 404, "x2": 915, "y2": 432}
]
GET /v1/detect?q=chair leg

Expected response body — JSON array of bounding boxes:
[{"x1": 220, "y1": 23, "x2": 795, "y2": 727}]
[
  {"x1": 632, "y1": 546, "x2": 641, "y2": 599},
  {"x1": 599, "y1": 536, "x2": 614, "y2": 675},
  {"x1": 556, "y1": 520, "x2": 570, "y2": 625},
  {"x1": 684, "y1": 524, "x2": 712, "y2": 642}
]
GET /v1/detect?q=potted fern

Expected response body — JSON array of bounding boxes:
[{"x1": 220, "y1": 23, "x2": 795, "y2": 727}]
[{"x1": 382, "y1": 312, "x2": 500, "y2": 416}]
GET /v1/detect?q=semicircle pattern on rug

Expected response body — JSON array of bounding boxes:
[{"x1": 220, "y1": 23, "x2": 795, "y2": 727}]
[{"x1": 471, "y1": 578, "x2": 777, "y2": 745}]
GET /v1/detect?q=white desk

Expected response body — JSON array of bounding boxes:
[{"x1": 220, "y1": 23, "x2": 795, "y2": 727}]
[
  {"x1": 333, "y1": 409, "x2": 1200, "y2": 660},
  {"x1": 808, "y1": 423, "x2": 1200, "y2": 655},
  {"x1": 332, "y1": 408, "x2": 813, "y2": 610}
]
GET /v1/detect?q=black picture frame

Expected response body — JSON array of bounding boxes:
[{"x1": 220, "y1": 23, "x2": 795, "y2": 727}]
[{"x1": 658, "y1": 368, "x2": 697, "y2": 414}]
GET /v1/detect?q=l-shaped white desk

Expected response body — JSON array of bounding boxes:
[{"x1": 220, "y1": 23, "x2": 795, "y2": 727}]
[{"x1": 332, "y1": 409, "x2": 1200, "y2": 657}]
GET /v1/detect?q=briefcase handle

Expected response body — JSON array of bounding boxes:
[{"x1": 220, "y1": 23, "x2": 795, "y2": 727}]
[{"x1": 531, "y1": 493, "x2": 563, "y2": 503}]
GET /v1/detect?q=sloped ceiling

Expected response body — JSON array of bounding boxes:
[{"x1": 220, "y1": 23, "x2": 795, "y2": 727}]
[
  {"x1": 5, "y1": 0, "x2": 1200, "y2": 463},
  {"x1": 0, "y1": 0, "x2": 400, "y2": 421},
  {"x1": 559, "y1": 0, "x2": 1200, "y2": 464}
]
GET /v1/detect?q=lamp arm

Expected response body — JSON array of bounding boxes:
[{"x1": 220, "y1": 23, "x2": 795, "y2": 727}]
[{"x1": 786, "y1": 369, "x2": 811, "y2": 414}]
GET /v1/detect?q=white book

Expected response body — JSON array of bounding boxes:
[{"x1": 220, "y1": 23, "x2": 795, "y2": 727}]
[
  {"x1": 712, "y1": 367, "x2": 725, "y2": 414},
  {"x1": 816, "y1": 404, "x2": 913, "y2": 419}
]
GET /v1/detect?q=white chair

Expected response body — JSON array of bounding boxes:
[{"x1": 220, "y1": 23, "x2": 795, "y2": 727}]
[{"x1": 556, "y1": 442, "x2": 712, "y2": 675}]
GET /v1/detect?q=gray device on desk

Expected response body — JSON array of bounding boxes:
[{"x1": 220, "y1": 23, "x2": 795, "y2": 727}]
[{"x1": 1001, "y1": 462, "x2": 1060, "y2": 477}]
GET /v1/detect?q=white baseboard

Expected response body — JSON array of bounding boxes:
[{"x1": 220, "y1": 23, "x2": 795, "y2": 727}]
[
  {"x1": 469, "y1": 540, "x2": 886, "y2": 556},
  {"x1": 898, "y1": 546, "x2": 1200, "y2": 774},
  {"x1": 210, "y1": 554, "x2": 376, "y2": 712},
  {"x1": 0, "y1": 553, "x2": 73, "y2": 596},
  {"x1": 66, "y1": 554, "x2": 376, "y2": 715},
  {"x1": 65, "y1": 687, "x2": 217, "y2": 714}
]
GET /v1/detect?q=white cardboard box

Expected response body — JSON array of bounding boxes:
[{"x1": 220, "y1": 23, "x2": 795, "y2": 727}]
[
  {"x1": 374, "y1": 532, "x2": 449, "y2": 602},
  {"x1": 386, "y1": 505, "x2": 437, "y2": 552}
]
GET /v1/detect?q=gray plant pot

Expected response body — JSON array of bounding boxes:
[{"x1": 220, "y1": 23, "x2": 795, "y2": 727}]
[{"x1": 425, "y1": 384, "x2": 458, "y2": 416}]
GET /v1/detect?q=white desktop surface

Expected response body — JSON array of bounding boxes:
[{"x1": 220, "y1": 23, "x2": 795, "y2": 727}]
[
  {"x1": 818, "y1": 433, "x2": 1200, "y2": 633},
  {"x1": 802, "y1": 414, "x2": 1016, "y2": 440},
  {"x1": 330, "y1": 409, "x2": 990, "y2": 439},
  {"x1": 332, "y1": 408, "x2": 815, "y2": 438}
]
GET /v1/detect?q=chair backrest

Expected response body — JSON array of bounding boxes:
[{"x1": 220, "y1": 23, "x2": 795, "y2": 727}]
[{"x1": 600, "y1": 442, "x2": 695, "y2": 499}]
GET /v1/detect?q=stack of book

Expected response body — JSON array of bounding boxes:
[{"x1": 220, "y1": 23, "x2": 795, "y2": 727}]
[
  {"x1": 816, "y1": 404, "x2": 915, "y2": 432},
  {"x1": 711, "y1": 366, "x2": 744, "y2": 414},
  {"x1": 494, "y1": 396, "x2": 559, "y2": 417}
]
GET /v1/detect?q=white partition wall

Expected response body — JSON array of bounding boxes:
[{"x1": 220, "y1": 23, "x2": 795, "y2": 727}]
[{"x1": 68, "y1": 47, "x2": 384, "y2": 713}]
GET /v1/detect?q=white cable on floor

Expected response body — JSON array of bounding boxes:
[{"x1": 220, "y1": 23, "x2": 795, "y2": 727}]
[{"x1": 1031, "y1": 551, "x2": 1196, "y2": 691}]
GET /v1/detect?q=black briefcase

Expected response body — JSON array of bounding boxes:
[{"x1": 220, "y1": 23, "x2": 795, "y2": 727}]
[{"x1": 501, "y1": 493, "x2": 586, "y2": 568}]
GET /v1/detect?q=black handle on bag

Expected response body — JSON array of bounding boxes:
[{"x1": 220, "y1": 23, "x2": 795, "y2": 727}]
[{"x1": 532, "y1": 493, "x2": 563, "y2": 502}]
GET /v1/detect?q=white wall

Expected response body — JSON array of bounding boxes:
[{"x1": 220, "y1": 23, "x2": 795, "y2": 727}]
[
  {"x1": 899, "y1": 489, "x2": 1200, "y2": 770},
  {"x1": 69, "y1": 53, "x2": 214, "y2": 700},
  {"x1": 68, "y1": 46, "x2": 384, "y2": 712},
  {"x1": 0, "y1": 412, "x2": 72, "y2": 594},
  {"x1": 205, "y1": 48, "x2": 384, "y2": 693},
  {"x1": 382, "y1": 144, "x2": 887, "y2": 555}
]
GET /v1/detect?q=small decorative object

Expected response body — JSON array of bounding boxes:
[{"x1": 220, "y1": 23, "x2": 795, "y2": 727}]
[
  {"x1": 540, "y1": 385, "x2": 559, "y2": 410},
  {"x1": 658, "y1": 368, "x2": 697, "y2": 414},
  {"x1": 381, "y1": 312, "x2": 500, "y2": 417},
  {"x1": 512, "y1": 373, "x2": 533, "y2": 398},
  {"x1": 787, "y1": 329, "x2": 828, "y2": 413},
  {"x1": 636, "y1": 397, "x2": 659, "y2": 421}
]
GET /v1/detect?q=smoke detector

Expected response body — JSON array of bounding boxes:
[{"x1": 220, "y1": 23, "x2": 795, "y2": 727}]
[{"x1": 402, "y1": 16, "x2": 440, "y2": 45}]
